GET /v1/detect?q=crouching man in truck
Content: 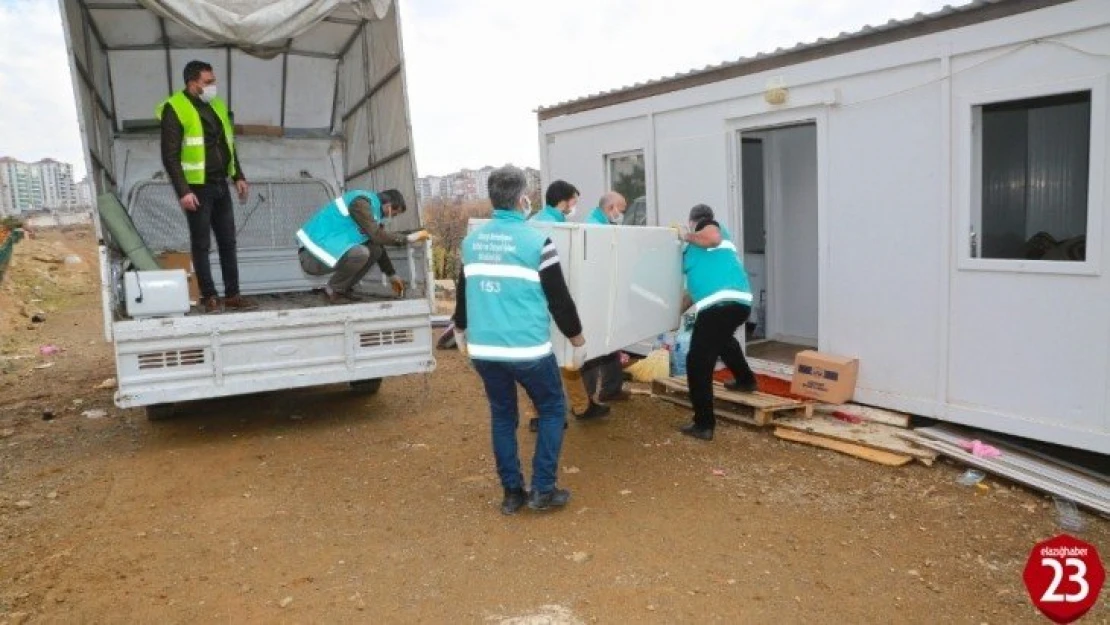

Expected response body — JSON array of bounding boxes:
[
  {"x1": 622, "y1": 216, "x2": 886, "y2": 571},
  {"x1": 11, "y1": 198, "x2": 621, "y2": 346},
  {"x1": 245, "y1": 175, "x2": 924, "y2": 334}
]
[{"x1": 296, "y1": 189, "x2": 429, "y2": 304}]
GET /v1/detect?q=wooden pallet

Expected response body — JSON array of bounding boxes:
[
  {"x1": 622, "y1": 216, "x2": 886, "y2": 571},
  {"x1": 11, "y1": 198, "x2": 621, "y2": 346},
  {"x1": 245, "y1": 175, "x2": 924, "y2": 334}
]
[{"x1": 651, "y1": 376, "x2": 813, "y2": 427}]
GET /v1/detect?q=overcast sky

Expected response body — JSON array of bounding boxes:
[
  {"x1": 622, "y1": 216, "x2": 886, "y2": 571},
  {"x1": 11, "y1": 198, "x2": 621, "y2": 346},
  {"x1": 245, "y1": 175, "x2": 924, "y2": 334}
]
[{"x1": 0, "y1": 0, "x2": 952, "y2": 179}]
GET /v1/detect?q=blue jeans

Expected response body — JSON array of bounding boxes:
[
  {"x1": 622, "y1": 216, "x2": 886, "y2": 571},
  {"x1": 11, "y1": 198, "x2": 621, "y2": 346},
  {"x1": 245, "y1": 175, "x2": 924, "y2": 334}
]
[{"x1": 473, "y1": 353, "x2": 566, "y2": 494}]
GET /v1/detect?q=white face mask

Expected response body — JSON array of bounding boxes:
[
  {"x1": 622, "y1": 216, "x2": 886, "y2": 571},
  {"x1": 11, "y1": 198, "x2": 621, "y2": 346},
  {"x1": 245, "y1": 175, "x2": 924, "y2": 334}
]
[
  {"x1": 522, "y1": 196, "x2": 533, "y2": 218},
  {"x1": 610, "y1": 212, "x2": 624, "y2": 225},
  {"x1": 565, "y1": 205, "x2": 577, "y2": 218},
  {"x1": 199, "y1": 84, "x2": 218, "y2": 103}
]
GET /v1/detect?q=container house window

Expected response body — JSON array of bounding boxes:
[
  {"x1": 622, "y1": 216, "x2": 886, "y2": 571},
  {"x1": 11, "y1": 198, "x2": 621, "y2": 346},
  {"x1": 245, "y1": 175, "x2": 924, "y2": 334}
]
[
  {"x1": 974, "y1": 91, "x2": 1091, "y2": 262},
  {"x1": 606, "y1": 151, "x2": 647, "y2": 226}
]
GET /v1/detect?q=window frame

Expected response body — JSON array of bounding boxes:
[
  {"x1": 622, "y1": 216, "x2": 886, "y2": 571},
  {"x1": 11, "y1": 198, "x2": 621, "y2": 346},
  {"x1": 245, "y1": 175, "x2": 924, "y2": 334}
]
[
  {"x1": 957, "y1": 76, "x2": 1106, "y2": 276},
  {"x1": 604, "y1": 149, "x2": 647, "y2": 224}
]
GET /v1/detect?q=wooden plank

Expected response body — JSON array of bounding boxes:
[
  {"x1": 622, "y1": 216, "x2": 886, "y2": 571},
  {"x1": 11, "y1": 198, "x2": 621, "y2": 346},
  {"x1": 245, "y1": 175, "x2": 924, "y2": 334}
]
[
  {"x1": 656, "y1": 377, "x2": 804, "y2": 411},
  {"x1": 814, "y1": 403, "x2": 912, "y2": 429},
  {"x1": 776, "y1": 414, "x2": 937, "y2": 463},
  {"x1": 775, "y1": 428, "x2": 914, "y2": 467},
  {"x1": 234, "y1": 124, "x2": 284, "y2": 137},
  {"x1": 654, "y1": 395, "x2": 761, "y2": 428}
]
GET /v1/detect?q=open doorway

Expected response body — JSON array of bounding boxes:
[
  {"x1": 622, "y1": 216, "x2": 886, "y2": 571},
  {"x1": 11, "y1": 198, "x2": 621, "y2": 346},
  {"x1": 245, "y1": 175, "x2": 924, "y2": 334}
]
[{"x1": 739, "y1": 123, "x2": 819, "y2": 365}]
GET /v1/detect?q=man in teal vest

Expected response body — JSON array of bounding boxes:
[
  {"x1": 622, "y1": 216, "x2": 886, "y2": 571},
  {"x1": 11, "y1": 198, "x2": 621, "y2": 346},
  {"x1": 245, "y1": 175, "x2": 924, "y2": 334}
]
[
  {"x1": 453, "y1": 166, "x2": 587, "y2": 515},
  {"x1": 576, "y1": 191, "x2": 632, "y2": 422},
  {"x1": 158, "y1": 60, "x2": 256, "y2": 314},
  {"x1": 297, "y1": 189, "x2": 429, "y2": 304},
  {"x1": 530, "y1": 180, "x2": 579, "y2": 223},
  {"x1": 677, "y1": 204, "x2": 757, "y2": 441},
  {"x1": 584, "y1": 191, "x2": 628, "y2": 225}
]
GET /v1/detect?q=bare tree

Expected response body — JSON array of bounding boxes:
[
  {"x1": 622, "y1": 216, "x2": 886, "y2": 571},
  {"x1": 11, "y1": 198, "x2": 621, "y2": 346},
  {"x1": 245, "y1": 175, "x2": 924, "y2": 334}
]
[{"x1": 424, "y1": 199, "x2": 492, "y2": 280}]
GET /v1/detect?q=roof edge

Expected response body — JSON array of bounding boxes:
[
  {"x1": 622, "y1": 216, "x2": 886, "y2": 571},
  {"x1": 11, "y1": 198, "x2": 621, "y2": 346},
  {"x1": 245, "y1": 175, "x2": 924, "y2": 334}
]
[{"x1": 537, "y1": 0, "x2": 1075, "y2": 122}]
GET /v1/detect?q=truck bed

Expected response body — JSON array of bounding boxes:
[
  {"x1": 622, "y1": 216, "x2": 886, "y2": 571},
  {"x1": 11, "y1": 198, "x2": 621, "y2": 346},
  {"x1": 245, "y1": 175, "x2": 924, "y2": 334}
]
[{"x1": 187, "y1": 289, "x2": 398, "y2": 316}]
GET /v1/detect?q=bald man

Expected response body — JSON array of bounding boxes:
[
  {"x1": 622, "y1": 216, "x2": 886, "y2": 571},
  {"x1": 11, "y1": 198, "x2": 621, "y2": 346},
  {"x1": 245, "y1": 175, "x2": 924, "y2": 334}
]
[
  {"x1": 575, "y1": 191, "x2": 631, "y2": 421},
  {"x1": 584, "y1": 192, "x2": 628, "y2": 226}
]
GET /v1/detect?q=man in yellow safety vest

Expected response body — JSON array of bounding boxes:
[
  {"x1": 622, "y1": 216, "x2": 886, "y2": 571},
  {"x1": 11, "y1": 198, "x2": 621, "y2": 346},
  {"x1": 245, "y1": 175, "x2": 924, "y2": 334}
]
[{"x1": 158, "y1": 60, "x2": 257, "y2": 314}]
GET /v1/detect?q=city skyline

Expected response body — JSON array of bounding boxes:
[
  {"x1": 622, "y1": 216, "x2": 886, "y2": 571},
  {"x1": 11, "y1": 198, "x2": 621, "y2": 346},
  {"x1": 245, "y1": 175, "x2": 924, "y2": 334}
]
[{"x1": 0, "y1": 155, "x2": 92, "y2": 217}]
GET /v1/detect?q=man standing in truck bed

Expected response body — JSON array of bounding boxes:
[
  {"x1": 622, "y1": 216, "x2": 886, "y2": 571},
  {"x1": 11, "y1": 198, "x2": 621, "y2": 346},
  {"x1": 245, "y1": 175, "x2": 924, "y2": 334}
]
[{"x1": 158, "y1": 60, "x2": 256, "y2": 314}]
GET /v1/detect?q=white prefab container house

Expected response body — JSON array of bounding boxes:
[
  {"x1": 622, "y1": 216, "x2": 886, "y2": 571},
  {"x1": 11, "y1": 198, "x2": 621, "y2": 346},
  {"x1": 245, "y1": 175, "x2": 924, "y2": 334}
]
[
  {"x1": 537, "y1": 0, "x2": 1110, "y2": 453},
  {"x1": 59, "y1": 0, "x2": 435, "y2": 418}
]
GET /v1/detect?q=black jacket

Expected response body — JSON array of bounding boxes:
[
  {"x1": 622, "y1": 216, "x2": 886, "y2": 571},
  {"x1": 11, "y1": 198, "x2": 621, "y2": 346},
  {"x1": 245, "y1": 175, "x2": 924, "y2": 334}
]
[{"x1": 159, "y1": 92, "x2": 245, "y2": 198}]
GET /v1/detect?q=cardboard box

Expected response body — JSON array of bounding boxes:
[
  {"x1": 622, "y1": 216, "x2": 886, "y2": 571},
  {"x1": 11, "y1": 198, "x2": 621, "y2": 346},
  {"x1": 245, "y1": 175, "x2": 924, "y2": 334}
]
[
  {"x1": 790, "y1": 350, "x2": 859, "y2": 404},
  {"x1": 156, "y1": 252, "x2": 199, "y2": 303}
]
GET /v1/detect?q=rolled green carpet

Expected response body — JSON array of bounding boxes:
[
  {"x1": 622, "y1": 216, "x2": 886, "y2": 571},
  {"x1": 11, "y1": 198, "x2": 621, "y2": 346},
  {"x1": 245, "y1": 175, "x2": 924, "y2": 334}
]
[{"x1": 97, "y1": 192, "x2": 160, "y2": 271}]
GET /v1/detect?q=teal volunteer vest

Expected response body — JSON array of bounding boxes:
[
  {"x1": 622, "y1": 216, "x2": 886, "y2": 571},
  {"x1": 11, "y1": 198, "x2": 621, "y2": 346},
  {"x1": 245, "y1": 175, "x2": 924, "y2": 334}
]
[
  {"x1": 461, "y1": 209, "x2": 553, "y2": 361},
  {"x1": 530, "y1": 205, "x2": 566, "y2": 223},
  {"x1": 682, "y1": 225, "x2": 753, "y2": 312},
  {"x1": 296, "y1": 190, "x2": 383, "y2": 268}
]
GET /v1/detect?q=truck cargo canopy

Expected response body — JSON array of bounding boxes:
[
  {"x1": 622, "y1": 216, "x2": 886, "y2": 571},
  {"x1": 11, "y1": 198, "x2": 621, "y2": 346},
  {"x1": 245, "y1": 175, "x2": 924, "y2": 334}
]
[
  {"x1": 63, "y1": 0, "x2": 420, "y2": 233},
  {"x1": 137, "y1": 0, "x2": 393, "y2": 57}
]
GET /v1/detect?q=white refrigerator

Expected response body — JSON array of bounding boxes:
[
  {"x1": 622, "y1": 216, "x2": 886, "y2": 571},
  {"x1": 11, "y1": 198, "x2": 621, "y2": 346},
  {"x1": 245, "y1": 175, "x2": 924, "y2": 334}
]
[{"x1": 467, "y1": 220, "x2": 685, "y2": 366}]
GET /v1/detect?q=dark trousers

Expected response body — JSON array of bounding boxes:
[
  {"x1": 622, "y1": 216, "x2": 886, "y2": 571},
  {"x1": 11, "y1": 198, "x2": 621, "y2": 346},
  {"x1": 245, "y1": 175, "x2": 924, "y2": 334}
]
[
  {"x1": 472, "y1": 354, "x2": 567, "y2": 494},
  {"x1": 185, "y1": 182, "x2": 239, "y2": 298},
  {"x1": 687, "y1": 303, "x2": 757, "y2": 429},
  {"x1": 581, "y1": 352, "x2": 623, "y2": 402}
]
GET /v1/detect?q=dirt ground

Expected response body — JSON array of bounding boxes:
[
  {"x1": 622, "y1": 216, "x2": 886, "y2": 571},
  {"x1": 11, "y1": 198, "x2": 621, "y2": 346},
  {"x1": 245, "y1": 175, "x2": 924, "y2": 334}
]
[{"x1": 1, "y1": 228, "x2": 1107, "y2": 624}]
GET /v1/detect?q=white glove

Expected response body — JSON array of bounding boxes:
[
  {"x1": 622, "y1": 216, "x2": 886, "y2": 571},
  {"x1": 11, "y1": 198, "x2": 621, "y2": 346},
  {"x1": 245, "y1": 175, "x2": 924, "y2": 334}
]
[
  {"x1": 455, "y1": 329, "x2": 469, "y2": 359},
  {"x1": 406, "y1": 230, "x2": 430, "y2": 244},
  {"x1": 571, "y1": 344, "x2": 587, "y2": 370}
]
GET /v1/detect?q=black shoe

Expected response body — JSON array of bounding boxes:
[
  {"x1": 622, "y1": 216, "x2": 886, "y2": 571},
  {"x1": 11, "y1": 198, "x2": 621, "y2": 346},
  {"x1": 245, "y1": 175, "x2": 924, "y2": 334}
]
[
  {"x1": 529, "y1": 417, "x2": 567, "y2": 433},
  {"x1": 528, "y1": 487, "x2": 571, "y2": 511},
  {"x1": 574, "y1": 402, "x2": 611, "y2": 421},
  {"x1": 724, "y1": 378, "x2": 758, "y2": 393},
  {"x1": 501, "y1": 487, "x2": 529, "y2": 516},
  {"x1": 680, "y1": 423, "x2": 714, "y2": 441}
]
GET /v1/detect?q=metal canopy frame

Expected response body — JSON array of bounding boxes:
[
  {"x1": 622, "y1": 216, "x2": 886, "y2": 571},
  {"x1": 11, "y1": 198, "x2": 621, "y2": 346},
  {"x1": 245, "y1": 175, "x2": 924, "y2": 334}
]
[{"x1": 63, "y1": 0, "x2": 411, "y2": 201}]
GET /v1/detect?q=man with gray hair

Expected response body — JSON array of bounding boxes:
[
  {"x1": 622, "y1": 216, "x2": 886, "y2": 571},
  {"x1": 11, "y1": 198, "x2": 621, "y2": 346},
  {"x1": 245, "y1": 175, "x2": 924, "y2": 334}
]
[{"x1": 453, "y1": 165, "x2": 587, "y2": 515}]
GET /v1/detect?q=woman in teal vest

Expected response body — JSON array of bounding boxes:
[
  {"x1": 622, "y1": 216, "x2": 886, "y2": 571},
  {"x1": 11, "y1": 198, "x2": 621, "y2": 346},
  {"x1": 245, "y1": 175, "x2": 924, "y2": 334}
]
[
  {"x1": 678, "y1": 204, "x2": 758, "y2": 441},
  {"x1": 530, "y1": 180, "x2": 579, "y2": 223}
]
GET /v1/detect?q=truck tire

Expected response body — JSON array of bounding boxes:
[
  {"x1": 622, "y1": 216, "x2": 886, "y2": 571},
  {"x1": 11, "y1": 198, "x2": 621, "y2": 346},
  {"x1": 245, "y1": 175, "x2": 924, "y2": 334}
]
[
  {"x1": 145, "y1": 403, "x2": 179, "y2": 421},
  {"x1": 349, "y1": 378, "x2": 383, "y2": 395}
]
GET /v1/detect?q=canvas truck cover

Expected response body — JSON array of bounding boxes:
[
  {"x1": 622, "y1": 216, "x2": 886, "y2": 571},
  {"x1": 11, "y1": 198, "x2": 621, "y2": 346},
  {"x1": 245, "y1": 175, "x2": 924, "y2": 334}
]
[{"x1": 138, "y1": 0, "x2": 393, "y2": 56}]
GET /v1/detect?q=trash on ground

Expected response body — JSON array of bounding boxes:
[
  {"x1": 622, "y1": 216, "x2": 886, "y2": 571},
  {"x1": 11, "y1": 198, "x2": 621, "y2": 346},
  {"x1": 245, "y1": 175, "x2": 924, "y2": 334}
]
[
  {"x1": 39, "y1": 345, "x2": 62, "y2": 356},
  {"x1": 82, "y1": 409, "x2": 108, "y2": 419},
  {"x1": 961, "y1": 439, "x2": 1001, "y2": 458},
  {"x1": 907, "y1": 425, "x2": 1109, "y2": 516},
  {"x1": 33, "y1": 362, "x2": 55, "y2": 370},
  {"x1": 956, "y1": 469, "x2": 986, "y2": 486},
  {"x1": 1054, "y1": 497, "x2": 1086, "y2": 533}
]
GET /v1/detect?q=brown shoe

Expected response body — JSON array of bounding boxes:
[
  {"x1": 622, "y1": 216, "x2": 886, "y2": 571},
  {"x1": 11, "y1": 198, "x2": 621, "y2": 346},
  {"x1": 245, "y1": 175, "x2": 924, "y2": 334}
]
[
  {"x1": 223, "y1": 295, "x2": 258, "y2": 311},
  {"x1": 201, "y1": 296, "x2": 222, "y2": 314}
]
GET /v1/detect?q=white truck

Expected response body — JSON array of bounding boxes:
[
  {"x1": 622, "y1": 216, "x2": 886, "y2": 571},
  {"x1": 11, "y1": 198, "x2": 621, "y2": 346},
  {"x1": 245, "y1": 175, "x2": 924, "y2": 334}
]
[{"x1": 59, "y1": 0, "x2": 436, "y2": 418}]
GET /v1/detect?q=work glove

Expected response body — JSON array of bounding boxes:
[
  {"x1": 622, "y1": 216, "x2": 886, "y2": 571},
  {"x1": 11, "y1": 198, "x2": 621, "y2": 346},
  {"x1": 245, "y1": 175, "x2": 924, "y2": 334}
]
[
  {"x1": 390, "y1": 276, "x2": 405, "y2": 297},
  {"x1": 455, "y1": 329, "x2": 472, "y2": 365},
  {"x1": 669, "y1": 222, "x2": 689, "y2": 241},
  {"x1": 406, "y1": 229, "x2": 431, "y2": 244}
]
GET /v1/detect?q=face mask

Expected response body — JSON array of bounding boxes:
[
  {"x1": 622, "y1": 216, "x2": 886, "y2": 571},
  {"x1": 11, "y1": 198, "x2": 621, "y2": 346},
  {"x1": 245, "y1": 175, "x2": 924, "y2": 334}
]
[
  {"x1": 565, "y1": 204, "x2": 577, "y2": 218},
  {"x1": 199, "y1": 84, "x2": 218, "y2": 103},
  {"x1": 610, "y1": 212, "x2": 624, "y2": 225},
  {"x1": 522, "y1": 196, "x2": 533, "y2": 218}
]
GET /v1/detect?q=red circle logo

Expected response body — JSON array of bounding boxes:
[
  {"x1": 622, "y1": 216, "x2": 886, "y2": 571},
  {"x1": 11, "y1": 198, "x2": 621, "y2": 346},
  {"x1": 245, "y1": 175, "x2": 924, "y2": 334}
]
[{"x1": 1023, "y1": 535, "x2": 1105, "y2": 623}]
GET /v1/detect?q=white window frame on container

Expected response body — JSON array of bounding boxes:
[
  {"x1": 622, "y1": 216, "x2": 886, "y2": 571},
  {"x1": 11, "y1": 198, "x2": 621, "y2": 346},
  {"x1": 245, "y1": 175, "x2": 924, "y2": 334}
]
[
  {"x1": 957, "y1": 76, "x2": 1107, "y2": 276},
  {"x1": 604, "y1": 149, "x2": 647, "y2": 225}
]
